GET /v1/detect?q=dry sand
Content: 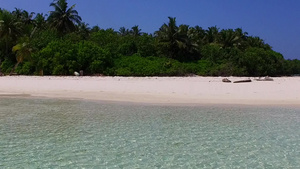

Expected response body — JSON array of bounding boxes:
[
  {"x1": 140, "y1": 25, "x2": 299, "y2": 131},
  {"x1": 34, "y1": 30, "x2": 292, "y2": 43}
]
[{"x1": 0, "y1": 76, "x2": 299, "y2": 106}]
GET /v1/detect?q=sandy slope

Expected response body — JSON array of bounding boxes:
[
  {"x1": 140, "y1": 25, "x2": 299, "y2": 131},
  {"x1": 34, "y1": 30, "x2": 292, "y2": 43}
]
[{"x1": 0, "y1": 76, "x2": 299, "y2": 106}]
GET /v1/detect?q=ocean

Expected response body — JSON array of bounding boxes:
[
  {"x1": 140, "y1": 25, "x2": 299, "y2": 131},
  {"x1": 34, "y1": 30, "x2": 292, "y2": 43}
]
[{"x1": 0, "y1": 97, "x2": 299, "y2": 168}]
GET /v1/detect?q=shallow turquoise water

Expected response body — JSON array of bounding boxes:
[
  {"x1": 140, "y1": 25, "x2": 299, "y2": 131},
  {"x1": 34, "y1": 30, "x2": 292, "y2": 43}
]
[{"x1": 0, "y1": 98, "x2": 300, "y2": 168}]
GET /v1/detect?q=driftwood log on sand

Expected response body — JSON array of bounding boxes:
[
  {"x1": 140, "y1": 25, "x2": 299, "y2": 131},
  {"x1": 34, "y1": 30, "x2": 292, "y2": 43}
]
[
  {"x1": 233, "y1": 79, "x2": 252, "y2": 83},
  {"x1": 222, "y1": 78, "x2": 231, "y2": 83},
  {"x1": 222, "y1": 78, "x2": 252, "y2": 83},
  {"x1": 255, "y1": 76, "x2": 274, "y2": 81}
]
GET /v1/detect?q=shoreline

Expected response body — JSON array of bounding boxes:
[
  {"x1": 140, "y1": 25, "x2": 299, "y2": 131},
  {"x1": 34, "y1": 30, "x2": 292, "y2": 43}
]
[
  {"x1": 0, "y1": 76, "x2": 299, "y2": 107},
  {"x1": 2, "y1": 95, "x2": 300, "y2": 110}
]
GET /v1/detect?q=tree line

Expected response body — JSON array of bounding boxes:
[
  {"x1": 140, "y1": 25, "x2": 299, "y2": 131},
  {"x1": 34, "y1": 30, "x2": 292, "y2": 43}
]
[{"x1": 1, "y1": 0, "x2": 299, "y2": 76}]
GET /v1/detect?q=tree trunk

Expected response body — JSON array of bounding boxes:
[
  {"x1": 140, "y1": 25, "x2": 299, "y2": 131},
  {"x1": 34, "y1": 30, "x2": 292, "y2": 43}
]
[{"x1": 9, "y1": 61, "x2": 20, "y2": 76}]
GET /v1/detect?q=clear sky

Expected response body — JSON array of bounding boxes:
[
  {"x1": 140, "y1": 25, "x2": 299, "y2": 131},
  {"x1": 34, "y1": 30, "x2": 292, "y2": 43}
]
[{"x1": 1, "y1": 0, "x2": 299, "y2": 59}]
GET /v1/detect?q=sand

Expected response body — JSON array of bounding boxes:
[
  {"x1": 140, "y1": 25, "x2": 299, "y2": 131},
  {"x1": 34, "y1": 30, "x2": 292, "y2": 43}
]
[{"x1": 0, "y1": 76, "x2": 299, "y2": 106}]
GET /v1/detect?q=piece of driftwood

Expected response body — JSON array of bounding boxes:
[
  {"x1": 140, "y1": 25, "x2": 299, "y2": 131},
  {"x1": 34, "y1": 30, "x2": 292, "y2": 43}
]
[
  {"x1": 222, "y1": 78, "x2": 231, "y2": 83},
  {"x1": 233, "y1": 79, "x2": 252, "y2": 83},
  {"x1": 255, "y1": 76, "x2": 274, "y2": 81}
]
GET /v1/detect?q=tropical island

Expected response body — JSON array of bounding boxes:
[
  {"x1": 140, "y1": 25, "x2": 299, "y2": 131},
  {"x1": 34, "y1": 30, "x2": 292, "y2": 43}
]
[
  {"x1": 1, "y1": 0, "x2": 300, "y2": 77},
  {"x1": 1, "y1": 2, "x2": 300, "y2": 167}
]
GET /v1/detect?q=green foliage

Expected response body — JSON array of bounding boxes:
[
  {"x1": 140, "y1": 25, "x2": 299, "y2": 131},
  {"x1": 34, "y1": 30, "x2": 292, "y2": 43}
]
[
  {"x1": 0, "y1": 59, "x2": 14, "y2": 73},
  {"x1": 1, "y1": 5, "x2": 300, "y2": 76},
  {"x1": 63, "y1": 32, "x2": 82, "y2": 43},
  {"x1": 207, "y1": 62, "x2": 247, "y2": 76},
  {"x1": 89, "y1": 29, "x2": 120, "y2": 55},
  {"x1": 283, "y1": 59, "x2": 300, "y2": 75},
  {"x1": 31, "y1": 30, "x2": 59, "y2": 50},
  {"x1": 113, "y1": 55, "x2": 219, "y2": 76},
  {"x1": 201, "y1": 44, "x2": 224, "y2": 62},
  {"x1": 136, "y1": 34, "x2": 157, "y2": 57},
  {"x1": 0, "y1": 9, "x2": 22, "y2": 57},
  {"x1": 9, "y1": 36, "x2": 33, "y2": 75},
  {"x1": 16, "y1": 62, "x2": 34, "y2": 75},
  {"x1": 118, "y1": 38, "x2": 138, "y2": 56},
  {"x1": 114, "y1": 55, "x2": 164, "y2": 76},
  {"x1": 33, "y1": 40, "x2": 112, "y2": 75},
  {"x1": 239, "y1": 48, "x2": 284, "y2": 76},
  {"x1": 76, "y1": 41, "x2": 113, "y2": 74}
]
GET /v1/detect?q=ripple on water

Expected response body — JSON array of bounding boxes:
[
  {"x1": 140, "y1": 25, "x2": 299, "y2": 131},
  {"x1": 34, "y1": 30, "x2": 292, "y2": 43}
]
[{"x1": 0, "y1": 98, "x2": 300, "y2": 168}]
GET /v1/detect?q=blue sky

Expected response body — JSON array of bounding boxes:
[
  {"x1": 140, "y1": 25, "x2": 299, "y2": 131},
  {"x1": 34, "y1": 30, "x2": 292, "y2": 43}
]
[{"x1": 1, "y1": 0, "x2": 300, "y2": 59}]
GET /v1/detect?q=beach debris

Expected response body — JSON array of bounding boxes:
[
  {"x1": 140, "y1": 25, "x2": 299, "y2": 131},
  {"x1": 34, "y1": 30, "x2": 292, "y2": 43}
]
[
  {"x1": 74, "y1": 71, "x2": 80, "y2": 76},
  {"x1": 255, "y1": 76, "x2": 274, "y2": 81},
  {"x1": 222, "y1": 78, "x2": 231, "y2": 83},
  {"x1": 233, "y1": 79, "x2": 252, "y2": 83}
]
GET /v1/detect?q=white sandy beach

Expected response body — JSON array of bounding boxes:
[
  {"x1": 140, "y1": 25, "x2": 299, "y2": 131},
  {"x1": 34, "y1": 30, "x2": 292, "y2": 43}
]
[{"x1": 0, "y1": 76, "x2": 299, "y2": 106}]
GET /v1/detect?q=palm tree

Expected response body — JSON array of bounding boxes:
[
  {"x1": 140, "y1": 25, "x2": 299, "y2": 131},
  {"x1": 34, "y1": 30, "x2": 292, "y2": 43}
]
[
  {"x1": 155, "y1": 17, "x2": 186, "y2": 59},
  {"x1": 34, "y1": 13, "x2": 48, "y2": 30},
  {"x1": 91, "y1": 25, "x2": 100, "y2": 33},
  {"x1": 48, "y1": 0, "x2": 82, "y2": 34},
  {"x1": 205, "y1": 26, "x2": 219, "y2": 44},
  {"x1": 118, "y1": 27, "x2": 130, "y2": 36},
  {"x1": 21, "y1": 10, "x2": 35, "y2": 25},
  {"x1": 77, "y1": 22, "x2": 90, "y2": 39},
  {"x1": 1, "y1": 10, "x2": 23, "y2": 75},
  {"x1": 10, "y1": 36, "x2": 32, "y2": 75},
  {"x1": 233, "y1": 28, "x2": 248, "y2": 50},
  {"x1": 188, "y1": 25, "x2": 205, "y2": 46},
  {"x1": 178, "y1": 24, "x2": 189, "y2": 37},
  {"x1": 247, "y1": 36, "x2": 271, "y2": 50},
  {"x1": 12, "y1": 8, "x2": 23, "y2": 20},
  {"x1": 177, "y1": 24, "x2": 190, "y2": 49},
  {"x1": 234, "y1": 28, "x2": 248, "y2": 41},
  {"x1": 16, "y1": 10, "x2": 37, "y2": 38},
  {"x1": 218, "y1": 29, "x2": 240, "y2": 48},
  {"x1": 12, "y1": 8, "x2": 35, "y2": 28},
  {"x1": 0, "y1": 10, "x2": 22, "y2": 56},
  {"x1": 176, "y1": 24, "x2": 199, "y2": 60},
  {"x1": 130, "y1": 25, "x2": 142, "y2": 37}
]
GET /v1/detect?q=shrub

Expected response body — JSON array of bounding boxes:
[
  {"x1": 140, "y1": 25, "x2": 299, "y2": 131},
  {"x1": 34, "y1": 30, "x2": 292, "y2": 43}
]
[
  {"x1": 33, "y1": 40, "x2": 113, "y2": 75},
  {"x1": 16, "y1": 62, "x2": 35, "y2": 75},
  {"x1": 0, "y1": 59, "x2": 14, "y2": 74}
]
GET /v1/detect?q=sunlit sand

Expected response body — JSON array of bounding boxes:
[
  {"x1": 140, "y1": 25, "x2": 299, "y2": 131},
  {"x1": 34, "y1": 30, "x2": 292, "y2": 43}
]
[{"x1": 0, "y1": 76, "x2": 299, "y2": 106}]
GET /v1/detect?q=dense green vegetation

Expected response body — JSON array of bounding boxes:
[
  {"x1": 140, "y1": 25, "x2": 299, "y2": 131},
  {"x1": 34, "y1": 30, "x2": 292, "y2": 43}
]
[{"x1": 1, "y1": 0, "x2": 299, "y2": 76}]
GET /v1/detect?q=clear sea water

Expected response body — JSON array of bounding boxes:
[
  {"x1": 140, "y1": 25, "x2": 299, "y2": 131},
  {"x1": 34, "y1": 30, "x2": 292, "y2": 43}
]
[{"x1": 0, "y1": 97, "x2": 300, "y2": 168}]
